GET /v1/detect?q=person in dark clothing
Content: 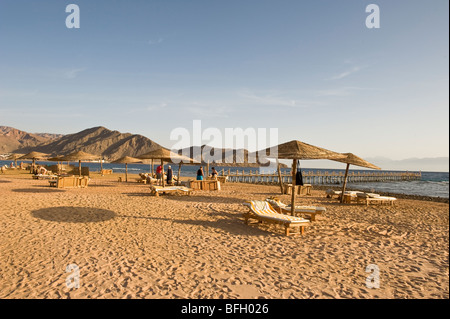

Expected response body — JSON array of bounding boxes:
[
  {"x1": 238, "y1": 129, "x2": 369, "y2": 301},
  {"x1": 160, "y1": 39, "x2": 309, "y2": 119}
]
[
  {"x1": 196, "y1": 167, "x2": 204, "y2": 180},
  {"x1": 167, "y1": 165, "x2": 173, "y2": 185}
]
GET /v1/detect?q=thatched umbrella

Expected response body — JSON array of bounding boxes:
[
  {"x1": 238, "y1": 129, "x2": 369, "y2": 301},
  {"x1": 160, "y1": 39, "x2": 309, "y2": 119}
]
[
  {"x1": 57, "y1": 151, "x2": 101, "y2": 176},
  {"x1": 258, "y1": 140, "x2": 346, "y2": 215},
  {"x1": 331, "y1": 153, "x2": 381, "y2": 203},
  {"x1": 137, "y1": 148, "x2": 197, "y2": 187},
  {"x1": 111, "y1": 156, "x2": 143, "y2": 182},
  {"x1": 7, "y1": 153, "x2": 25, "y2": 168},
  {"x1": 19, "y1": 152, "x2": 50, "y2": 172}
]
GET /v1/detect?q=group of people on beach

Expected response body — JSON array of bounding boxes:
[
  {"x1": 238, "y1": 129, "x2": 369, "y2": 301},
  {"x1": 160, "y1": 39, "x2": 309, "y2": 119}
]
[
  {"x1": 151, "y1": 165, "x2": 219, "y2": 185},
  {"x1": 154, "y1": 164, "x2": 174, "y2": 185},
  {"x1": 196, "y1": 166, "x2": 218, "y2": 180}
]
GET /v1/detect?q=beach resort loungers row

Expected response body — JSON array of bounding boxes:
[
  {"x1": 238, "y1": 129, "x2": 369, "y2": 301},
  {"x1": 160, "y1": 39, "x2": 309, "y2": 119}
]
[{"x1": 326, "y1": 189, "x2": 397, "y2": 205}]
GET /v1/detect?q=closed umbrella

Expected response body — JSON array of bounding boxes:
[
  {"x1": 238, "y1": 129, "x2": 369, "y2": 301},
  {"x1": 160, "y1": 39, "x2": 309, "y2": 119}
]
[
  {"x1": 111, "y1": 156, "x2": 143, "y2": 182},
  {"x1": 331, "y1": 153, "x2": 381, "y2": 203},
  {"x1": 258, "y1": 140, "x2": 346, "y2": 215}
]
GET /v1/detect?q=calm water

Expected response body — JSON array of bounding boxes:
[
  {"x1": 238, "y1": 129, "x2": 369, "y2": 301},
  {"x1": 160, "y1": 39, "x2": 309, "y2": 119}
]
[{"x1": 2, "y1": 160, "x2": 448, "y2": 199}]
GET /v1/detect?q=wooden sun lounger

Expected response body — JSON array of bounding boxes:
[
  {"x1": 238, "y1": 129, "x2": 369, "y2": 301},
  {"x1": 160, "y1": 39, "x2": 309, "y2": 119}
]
[
  {"x1": 150, "y1": 185, "x2": 193, "y2": 197},
  {"x1": 356, "y1": 193, "x2": 397, "y2": 206},
  {"x1": 265, "y1": 198, "x2": 326, "y2": 221},
  {"x1": 243, "y1": 200, "x2": 310, "y2": 236},
  {"x1": 33, "y1": 174, "x2": 58, "y2": 180}
]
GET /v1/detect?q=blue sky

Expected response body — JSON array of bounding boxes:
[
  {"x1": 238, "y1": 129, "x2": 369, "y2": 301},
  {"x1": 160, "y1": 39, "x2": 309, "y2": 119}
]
[{"x1": 0, "y1": 0, "x2": 448, "y2": 163}]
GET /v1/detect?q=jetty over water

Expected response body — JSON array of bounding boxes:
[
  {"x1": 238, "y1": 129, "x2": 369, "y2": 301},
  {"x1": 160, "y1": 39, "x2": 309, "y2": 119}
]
[{"x1": 222, "y1": 169, "x2": 421, "y2": 185}]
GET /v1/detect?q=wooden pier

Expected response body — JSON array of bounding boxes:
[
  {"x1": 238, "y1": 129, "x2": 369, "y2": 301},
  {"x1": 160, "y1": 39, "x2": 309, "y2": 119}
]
[{"x1": 221, "y1": 169, "x2": 421, "y2": 185}]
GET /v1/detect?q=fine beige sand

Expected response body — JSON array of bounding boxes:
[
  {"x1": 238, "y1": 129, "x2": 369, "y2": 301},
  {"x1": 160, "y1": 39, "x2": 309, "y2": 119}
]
[{"x1": 0, "y1": 171, "x2": 448, "y2": 299}]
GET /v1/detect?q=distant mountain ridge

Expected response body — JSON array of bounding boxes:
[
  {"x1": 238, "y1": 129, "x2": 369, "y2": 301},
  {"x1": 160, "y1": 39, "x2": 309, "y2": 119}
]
[
  {"x1": 0, "y1": 126, "x2": 62, "y2": 154},
  {"x1": 10, "y1": 126, "x2": 162, "y2": 162}
]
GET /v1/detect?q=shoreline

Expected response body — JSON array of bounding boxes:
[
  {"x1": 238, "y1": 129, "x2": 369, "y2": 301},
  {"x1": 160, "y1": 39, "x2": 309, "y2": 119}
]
[
  {"x1": 1, "y1": 169, "x2": 448, "y2": 203},
  {"x1": 313, "y1": 185, "x2": 450, "y2": 204}
]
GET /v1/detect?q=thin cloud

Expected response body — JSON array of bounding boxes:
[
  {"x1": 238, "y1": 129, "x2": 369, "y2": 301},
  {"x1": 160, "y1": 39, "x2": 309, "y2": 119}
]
[
  {"x1": 238, "y1": 91, "x2": 311, "y2": 108},
  {"x1": 148, "y1": 38, "x2": 163, "y2": 45},
  {"x1": 64, "y1": 67, "x2": 86, "y2": 79},
  {"x1": 315, "y1": 86, "x2": 378, "y2": 97},
  {"x1": 185, "y1": 102, "x2": 230, "y2": 118},
  {"x1": 328, "y1": 66, "x2": 362, "y2": 81},
  {"x1": 147, "y1": 102, "x2": 168, "y2": 111}
]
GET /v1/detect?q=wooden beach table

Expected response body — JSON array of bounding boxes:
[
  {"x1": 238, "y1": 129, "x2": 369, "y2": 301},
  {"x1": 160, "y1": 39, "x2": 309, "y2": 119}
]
[
  {"x1": 283, "y1": 184, "x2": 312, "y2": 196},
  {"x1": 49, "y1": 176, "x2": 90, "y2": 188},
  {"x1": 189, "y1": 180, "x2": 221, "y2": 191}
]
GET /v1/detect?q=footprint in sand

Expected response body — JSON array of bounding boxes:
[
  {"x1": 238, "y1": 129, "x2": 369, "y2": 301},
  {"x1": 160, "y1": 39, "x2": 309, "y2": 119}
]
[{"x1": 228, "y1": 283, "x2": 261, "y2": 299}]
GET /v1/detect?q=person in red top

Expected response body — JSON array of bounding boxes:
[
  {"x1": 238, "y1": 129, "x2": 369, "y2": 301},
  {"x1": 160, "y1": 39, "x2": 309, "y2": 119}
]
[{"x1": 156, "y1": 165, "x2": 163, "y2": 185}]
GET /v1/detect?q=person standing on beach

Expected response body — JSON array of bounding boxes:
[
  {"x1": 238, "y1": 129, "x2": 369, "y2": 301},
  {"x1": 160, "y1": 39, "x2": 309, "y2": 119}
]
[
  {"x1": 167, "y1": 165, "x2": 173, "y2": 185},
  {"x1": 196, "y1": 167, "x2": 204, "y2": 181},
  {"x1": 156, "y1": 165, "x2": 163, "y2": 185},
  {"x1": 210, "y1": 167, "x2": 218, "y2": 180}
]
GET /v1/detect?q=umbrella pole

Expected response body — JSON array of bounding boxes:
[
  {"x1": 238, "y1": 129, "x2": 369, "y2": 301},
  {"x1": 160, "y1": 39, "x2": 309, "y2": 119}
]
[
  {"x1": 177, "y1": 163, "x2": 182, "y2": 186},
  {"x1": 290, "y1": 159, "x2": 297, "y2": 216},
  {"x1": 161, "y1": 159, "x2": 165, "y2": 187},
  {"x1": 125, "y1": 163, "x2": 128, "y2": 183},
  {"x1": 79, "y1": 160, "x2": 82, "y2": 177},
  {"x1": 276, "y1": 159, "x2": 283, "y2": 194},
  {"x1": 151, "y1": 159, "x2": 154, "y2": 176},
  {"x1": 340, "y1": 163, "x2": 350, "y2": 203}
]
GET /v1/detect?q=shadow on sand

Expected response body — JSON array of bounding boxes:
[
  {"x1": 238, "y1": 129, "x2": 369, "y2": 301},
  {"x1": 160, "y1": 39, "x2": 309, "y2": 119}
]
[
  {"x1": 31, "y1": 206, "x2": 116, "y2": 223},
  {"x1": 13, "y1": 188, "x2": 66, "y2": 193}
]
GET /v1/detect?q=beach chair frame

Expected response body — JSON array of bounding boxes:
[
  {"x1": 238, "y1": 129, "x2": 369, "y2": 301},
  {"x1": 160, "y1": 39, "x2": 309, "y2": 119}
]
[
  {"x1": 243, "y1": 201, "x2": 310, "y2": 236},
  {"x1": 150, "y1": 185, "x2": 193, "y2": 197},
  {"x1": 265, "y1": 197, "x2": 325, "y2": 221}
]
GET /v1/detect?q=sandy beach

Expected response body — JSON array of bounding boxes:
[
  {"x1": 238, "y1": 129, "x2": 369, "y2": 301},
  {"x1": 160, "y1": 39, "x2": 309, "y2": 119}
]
[{"x1": 0, "y1": 171, "x2": 448, "y2": 299}]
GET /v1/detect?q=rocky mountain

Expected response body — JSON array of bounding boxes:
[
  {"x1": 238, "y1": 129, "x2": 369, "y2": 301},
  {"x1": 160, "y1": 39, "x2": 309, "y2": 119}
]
[
  {"x1": 13, "y1": 126, "x2": 162, "y2": 161},
  {"x1": 0, "y1": 126, "x2": 62, "y2": 154}
]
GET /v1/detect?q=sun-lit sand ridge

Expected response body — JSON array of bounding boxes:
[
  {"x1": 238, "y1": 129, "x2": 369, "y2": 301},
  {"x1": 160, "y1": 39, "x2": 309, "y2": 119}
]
[{"x1": 0, "y1": 170, "x2": 448, "y2": 299}]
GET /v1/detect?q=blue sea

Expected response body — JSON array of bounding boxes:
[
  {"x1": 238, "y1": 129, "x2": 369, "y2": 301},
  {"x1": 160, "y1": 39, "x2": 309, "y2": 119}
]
[{"x1": 1, "y1": 160, "x2": 448, "y2": 199}]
